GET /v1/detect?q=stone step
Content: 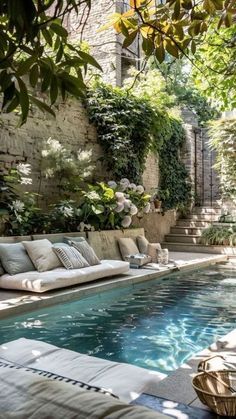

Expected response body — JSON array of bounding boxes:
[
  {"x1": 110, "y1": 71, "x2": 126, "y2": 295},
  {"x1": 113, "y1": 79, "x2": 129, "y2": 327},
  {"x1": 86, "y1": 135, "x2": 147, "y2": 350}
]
[
  {"x1": 176, "y1": 220, "x2": 211, "y2": 228},
  {"x1": 187, "y1": 214, "x2": 220, "y2": 222},
  {"x1": 161, "y1": 242, "x2": 228, "y2": 254},
  {"x1": 192, "y1": 207, "x2": 222, "y2": 215},
  {"x1": 170, "y1": 226, "x2": 205, "y2": 235},
  {"x1": 165, "y1": 234, "x2": 202, "y2": 244}
]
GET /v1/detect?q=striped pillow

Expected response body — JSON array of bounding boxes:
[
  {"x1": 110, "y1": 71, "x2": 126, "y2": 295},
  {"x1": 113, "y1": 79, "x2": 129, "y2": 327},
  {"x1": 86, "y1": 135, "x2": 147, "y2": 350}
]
[
  {"x1": 53, "y1": 244, "x2": 89, "y2": 270},
  {"x1": 71, "y1": 240, "x2": 100, "y2": 266}
]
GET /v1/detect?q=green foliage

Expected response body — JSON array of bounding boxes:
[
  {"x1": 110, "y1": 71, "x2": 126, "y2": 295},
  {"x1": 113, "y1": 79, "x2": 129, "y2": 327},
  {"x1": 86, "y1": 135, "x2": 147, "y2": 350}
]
[
  {"x1": 158, "y1": 118, "x2": 192, "y2": 210},
  {"x1": 103, "y1": 0, "x2": 235, "y2": 63},
  {"x1": 41, "y1": 138, "x2": 94, "y2": 194},
  {"x1": 0, "y1": 1, "x2": 101, "y2": 125},
  {"x1": 208, "y1": 118, "x2": 236, "y2": 201},
  {"x1": 201, "y1": 225, "x2": 236, "y2": 246},
  {"x1": 151, "y1": 59, "x2": 219, "y2": 126},
  {"x1": 80, "y1": 179, "x2": 151, "y2": 230},
  {"x1": 86, "y1": 83, "x2": 159, "y2": 183},
  {"x1": 192, "y1": 24, "x2": 236, "y2": 111}
]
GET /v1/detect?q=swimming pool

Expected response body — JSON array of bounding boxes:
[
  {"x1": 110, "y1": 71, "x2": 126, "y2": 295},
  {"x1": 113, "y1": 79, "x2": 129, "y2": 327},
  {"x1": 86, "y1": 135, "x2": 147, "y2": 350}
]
[{"x1": 1, "y1": 266, "x2": 236, "y2": 375}]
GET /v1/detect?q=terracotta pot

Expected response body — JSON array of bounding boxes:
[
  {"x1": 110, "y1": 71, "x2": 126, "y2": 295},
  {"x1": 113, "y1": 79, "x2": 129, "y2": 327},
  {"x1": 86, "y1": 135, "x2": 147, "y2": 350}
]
[{"x1": 154, "y1": 199, "x2": 162, "y2": 209}]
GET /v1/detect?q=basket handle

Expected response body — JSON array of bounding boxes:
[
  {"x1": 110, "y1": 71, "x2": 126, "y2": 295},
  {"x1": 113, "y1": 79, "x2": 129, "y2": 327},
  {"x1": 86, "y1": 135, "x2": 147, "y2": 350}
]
[
  {"x1": 198, "y1": 355, "x2": 225, "y2": 372},
  {"x1": 201, "y1": 370, "x2": 236, "y2": 394}
]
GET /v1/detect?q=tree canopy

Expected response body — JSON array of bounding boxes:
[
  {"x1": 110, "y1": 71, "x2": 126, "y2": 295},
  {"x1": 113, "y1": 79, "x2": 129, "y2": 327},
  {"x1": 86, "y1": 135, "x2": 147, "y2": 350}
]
[
  {"x1": 0, "y1": 0, "x2": 101, "y2": 125},
  {"x1": 0, "y1": 0, "x2": 235, "y2": 124}
]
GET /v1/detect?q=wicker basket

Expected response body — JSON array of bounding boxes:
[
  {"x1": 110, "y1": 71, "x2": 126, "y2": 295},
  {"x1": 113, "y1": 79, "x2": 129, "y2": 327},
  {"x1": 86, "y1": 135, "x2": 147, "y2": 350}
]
[{"x1": 192, "y1": 356, "x2": 236, "y2": 416}]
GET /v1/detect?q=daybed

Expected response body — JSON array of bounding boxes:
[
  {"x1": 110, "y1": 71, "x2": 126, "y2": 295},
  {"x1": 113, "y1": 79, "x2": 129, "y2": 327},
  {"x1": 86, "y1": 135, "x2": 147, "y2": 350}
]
[
  {"x1": 0, "y1": 260, "x2": 129, "y2": 293},
  {"x1": 0, "y1": 338, "x2": 167, "y2": 418}
]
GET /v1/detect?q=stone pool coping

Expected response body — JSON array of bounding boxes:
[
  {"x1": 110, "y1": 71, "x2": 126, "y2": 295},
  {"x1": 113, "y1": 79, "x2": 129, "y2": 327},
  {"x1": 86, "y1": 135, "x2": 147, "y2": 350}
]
[
  {"x1": 0, "y1": 252, "x2": 227, "y2": 320},
  {"x1": 147, "y1": 328, "x2": 236, "y2": 412}
]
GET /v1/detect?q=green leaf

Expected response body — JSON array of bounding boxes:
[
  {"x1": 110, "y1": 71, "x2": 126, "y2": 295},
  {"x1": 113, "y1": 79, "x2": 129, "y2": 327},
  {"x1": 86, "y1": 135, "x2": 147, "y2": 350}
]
[
  {"x1": 6, "y1": 93, "x2": 20, "y2": 113},
  {"x1": 17, "y1": 56, "x2": 36, "y2": 76},
  {"x1": 29, "y1": 95, "x2": 55, "y2": 117},
  {"x1": 155, "y1": 43, "x2": 165, "y2": 63},
  {"x1": 42, "y1": 28, "x2": 53, "y2": 46},
  {"x1": 123, "y1": 29, "x2": 138, "y2": 48},
  {"x1": 16, "y1": 77, "x2": 29, "y2": 125},
  {"x1": 50, "y1": 23, "x2": 68, "y2": 38},
  {"x1": 41, "y1": 68, "x2": 52, "y2": 92},
  {"x1": 78, "y1": 50, "x2": 103, "y2": 71},
  {"x1": 29, "y1": 64, "x2": 39, "y2": 87},
  {"x1": 50, "y1": 75, "x2": 58, "y2": 104}
]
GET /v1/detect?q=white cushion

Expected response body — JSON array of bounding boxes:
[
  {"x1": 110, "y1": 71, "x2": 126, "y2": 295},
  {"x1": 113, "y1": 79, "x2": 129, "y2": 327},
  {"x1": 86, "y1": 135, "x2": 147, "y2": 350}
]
[
  {"x1": 118, "y1": 238, "x2": 139, "y2": 260},
  {"x1": 23, "y1": 239, "x2": 62, "y2": 272},
  {"x1": 0, "y1": 338, "x2": 166, "y2": 404},
  {"x1": 0, "y1": 260, "x2": 129, "y2": 293}
]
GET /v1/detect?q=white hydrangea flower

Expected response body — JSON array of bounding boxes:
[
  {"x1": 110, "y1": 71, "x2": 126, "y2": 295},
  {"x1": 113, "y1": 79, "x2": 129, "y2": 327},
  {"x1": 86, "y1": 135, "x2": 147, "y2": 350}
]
[
  {"x1": 17, "y1": 163, "x2": 31, "y2": 176},
  {"x1": 62, "y1": 206, "x2": 74, "y2": 218},
  {"x1": 108, "y1": 181, "x2": 117, "y2": 189},
  {"x1": 11, "y1": 200, "x2": 25, "y2": 213},
  {"x1": 87, "y1": 191, "x2": 100, "y2": 201},
  {"x1": 115, "y1": 192, "x2": 125, "y2": 202},
  {"x1": 115, "y1": 202, "x2": 124, "y2": 213},
  {"x1": 123, "y1": 199, "x2": 131, "y2": 211},
  {"x1": 130, "y1": 204, "x2": 138, "y2": 215},
  {"x1": 16, "y1": 214, "x2": 23, "y2": 223},
  {"x1": 129, "y1": 183, "x2": 137, "y2": 191},
  {"x1": 21, "y1": 177, "x2": 32, "y2": 185},
  {"x1": 121, "y1": 215, "x2": 132, "y2": 228},
  {"x1": 119, "y1": 178, "x2": 130, "y2": 191},
  {"x1": 136, "y1": 185, "x2": 144, "y2": 194},
  {"x1": 143, "y1": 202, "x2": 151, "y2": 213},
  {"x1": 47, "y1": 137, "x2": 62, "y2": 152},
  {"x1": 79, "y1": 222, "x2": 85, "y2": 232}
]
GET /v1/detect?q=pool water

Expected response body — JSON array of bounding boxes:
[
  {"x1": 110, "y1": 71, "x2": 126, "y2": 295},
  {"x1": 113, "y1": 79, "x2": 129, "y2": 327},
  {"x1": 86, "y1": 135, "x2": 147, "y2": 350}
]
[{"x1": 1, "y1": 267, "x2": 236, "y2": 375}]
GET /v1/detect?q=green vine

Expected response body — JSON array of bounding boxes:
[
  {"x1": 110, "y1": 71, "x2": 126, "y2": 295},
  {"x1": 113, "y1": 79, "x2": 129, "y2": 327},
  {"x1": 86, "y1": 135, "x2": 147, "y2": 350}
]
[
  {"x1": 86, "y1": 84, "x2": 163, "y2": 183},
  {"x1": 158, "y1": 118, "x2": 192, "y2": 210}
]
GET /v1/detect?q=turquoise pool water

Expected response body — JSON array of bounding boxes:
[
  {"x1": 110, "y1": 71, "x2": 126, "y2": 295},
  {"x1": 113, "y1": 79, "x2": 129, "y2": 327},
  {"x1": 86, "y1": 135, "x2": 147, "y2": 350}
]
[{"x1": 1, "y1": 267, "x2": 236, "y2": 375}]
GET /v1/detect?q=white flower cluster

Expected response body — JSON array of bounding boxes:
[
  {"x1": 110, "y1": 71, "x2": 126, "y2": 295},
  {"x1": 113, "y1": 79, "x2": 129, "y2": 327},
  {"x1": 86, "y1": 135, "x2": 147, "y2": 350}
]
[
  {"x1": 17, "y1": 163, "x2": 32, "y2": 185},
  {"x1": 10, "y1": 200, "x2": 25, "y2": 223},
  {"x1": 108, "y1": 178, "x2": 150, "y2": 228}
]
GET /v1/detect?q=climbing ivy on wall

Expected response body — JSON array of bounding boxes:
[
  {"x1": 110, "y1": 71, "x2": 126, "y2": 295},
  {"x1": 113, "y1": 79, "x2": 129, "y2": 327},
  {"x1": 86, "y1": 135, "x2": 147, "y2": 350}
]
[
  {"x1": 86, "y1": 84, "x2": 163, "y2": 183},
  {"x1": 159, "y1": 118, "x2": 191, "y2": 210},
  {"x1": 86, "y1": 82, "x2": 191, "y2": 210}
]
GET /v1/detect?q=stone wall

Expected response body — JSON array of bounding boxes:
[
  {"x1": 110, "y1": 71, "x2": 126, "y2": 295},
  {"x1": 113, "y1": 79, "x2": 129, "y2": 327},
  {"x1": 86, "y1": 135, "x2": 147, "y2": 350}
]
[
  {"x1": 0, "y1": 100, "x2": 105, "y2": 206},
  {"x1": 134, "y1": 210, "x2": 177, "y2": 243}
]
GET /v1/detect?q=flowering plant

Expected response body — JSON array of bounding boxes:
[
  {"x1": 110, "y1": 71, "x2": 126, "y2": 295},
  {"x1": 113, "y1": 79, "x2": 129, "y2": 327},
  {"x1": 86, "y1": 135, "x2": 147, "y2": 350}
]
[{"x1": 80, "y1": 179, "x2": 151, "y2": 230}]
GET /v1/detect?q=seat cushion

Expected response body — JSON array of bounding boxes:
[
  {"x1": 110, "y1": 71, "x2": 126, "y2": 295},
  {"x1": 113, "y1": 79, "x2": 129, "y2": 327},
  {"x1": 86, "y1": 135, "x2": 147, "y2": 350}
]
[
  {"x1": 53, "y1": 244, "x2": 89, "y2": 269},
  {"x1": 0, "y1": 243, "x2": 35, "y2": 275},
  {"x1": 0, "y1": 260, "x2": 129, "y2": 293},
  {"x1": 118, "y1": 238, "x2": 139, "y2": 260},
  {"x1": 71, "y1": 240, "x2": 101, "y2": 266},
  {"x1": 0, "y1": 338, "x2": 166, "y2": 404},
  {"x1": 23, "y1": 239, "x2": 62, "y2": 272}
]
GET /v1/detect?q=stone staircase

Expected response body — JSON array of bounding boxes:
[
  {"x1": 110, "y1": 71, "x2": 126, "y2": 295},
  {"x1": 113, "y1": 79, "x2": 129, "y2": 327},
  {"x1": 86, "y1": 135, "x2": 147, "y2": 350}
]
[{"x1": 162, "y1": 206, "x2": 221, "y2": 252}]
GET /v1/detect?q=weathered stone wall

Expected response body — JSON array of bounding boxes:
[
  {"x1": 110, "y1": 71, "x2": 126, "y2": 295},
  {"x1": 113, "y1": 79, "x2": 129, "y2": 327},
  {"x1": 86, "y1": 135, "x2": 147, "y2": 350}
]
[
  {"x1": 142, "y1": 153, "x2": 159, "y2": 192},
  {"x1": 0, "y1": 100, "x2": 105, "y2": 205},
  {"x1": 134, "y1": 210, "x2": 177, "y2": 243}
]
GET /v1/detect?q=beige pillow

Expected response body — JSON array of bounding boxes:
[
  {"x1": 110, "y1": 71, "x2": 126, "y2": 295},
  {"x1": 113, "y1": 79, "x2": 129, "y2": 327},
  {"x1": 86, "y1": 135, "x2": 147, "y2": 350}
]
[
  {"x1": 23, "y1": 239, "x2": 62, "y2": 272},
  {"x1": 118, "y1": 238, "x2": 139, "y2": 260},
  {"x1": 147, "y1": 243, "x2": 162, "y2": 263},
  {"x1": 137, "y1": 235, "x2": 149, "y2": 254}
]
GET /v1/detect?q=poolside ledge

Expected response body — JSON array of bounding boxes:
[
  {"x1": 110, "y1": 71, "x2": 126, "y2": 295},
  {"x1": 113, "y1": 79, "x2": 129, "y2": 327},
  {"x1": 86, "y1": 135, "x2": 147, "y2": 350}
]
[{"x1": 0, "y1": 252, "x2": 227, "y2": 320}]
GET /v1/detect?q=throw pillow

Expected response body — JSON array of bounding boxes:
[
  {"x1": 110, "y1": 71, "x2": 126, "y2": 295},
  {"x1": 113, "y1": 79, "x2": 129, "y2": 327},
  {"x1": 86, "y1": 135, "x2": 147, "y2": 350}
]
[
  {"x1": 23, "y1": 239, "x2": 62, "y2": 272},
  {"x1": 137, "y1": 235, "x2": 149, "y2": 254},
  {"x1": 147, "y1": 243, "x2": 162, "y2": 263},
  {"x1": 71, "y1": 240, "x2": 100, "y2": 266},
  {"x1": 64, "y1": 236, "x2": 86, "y2": 245},
  {"x1": 53, "y1": 244, "x2": 89, "y2": 269},
  {"x1": 118, "y1": 238, "x2": 139, "y2": 260},
  {"x1": 0, "y1": 243, "x2": 35, "y2": 275}
]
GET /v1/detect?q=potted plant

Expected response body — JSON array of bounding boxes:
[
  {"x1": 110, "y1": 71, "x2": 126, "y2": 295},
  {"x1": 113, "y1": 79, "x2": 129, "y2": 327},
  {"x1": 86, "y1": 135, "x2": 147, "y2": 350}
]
[{"x1": 151, "y1": 188, "x2": 170, "y2": 210}]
